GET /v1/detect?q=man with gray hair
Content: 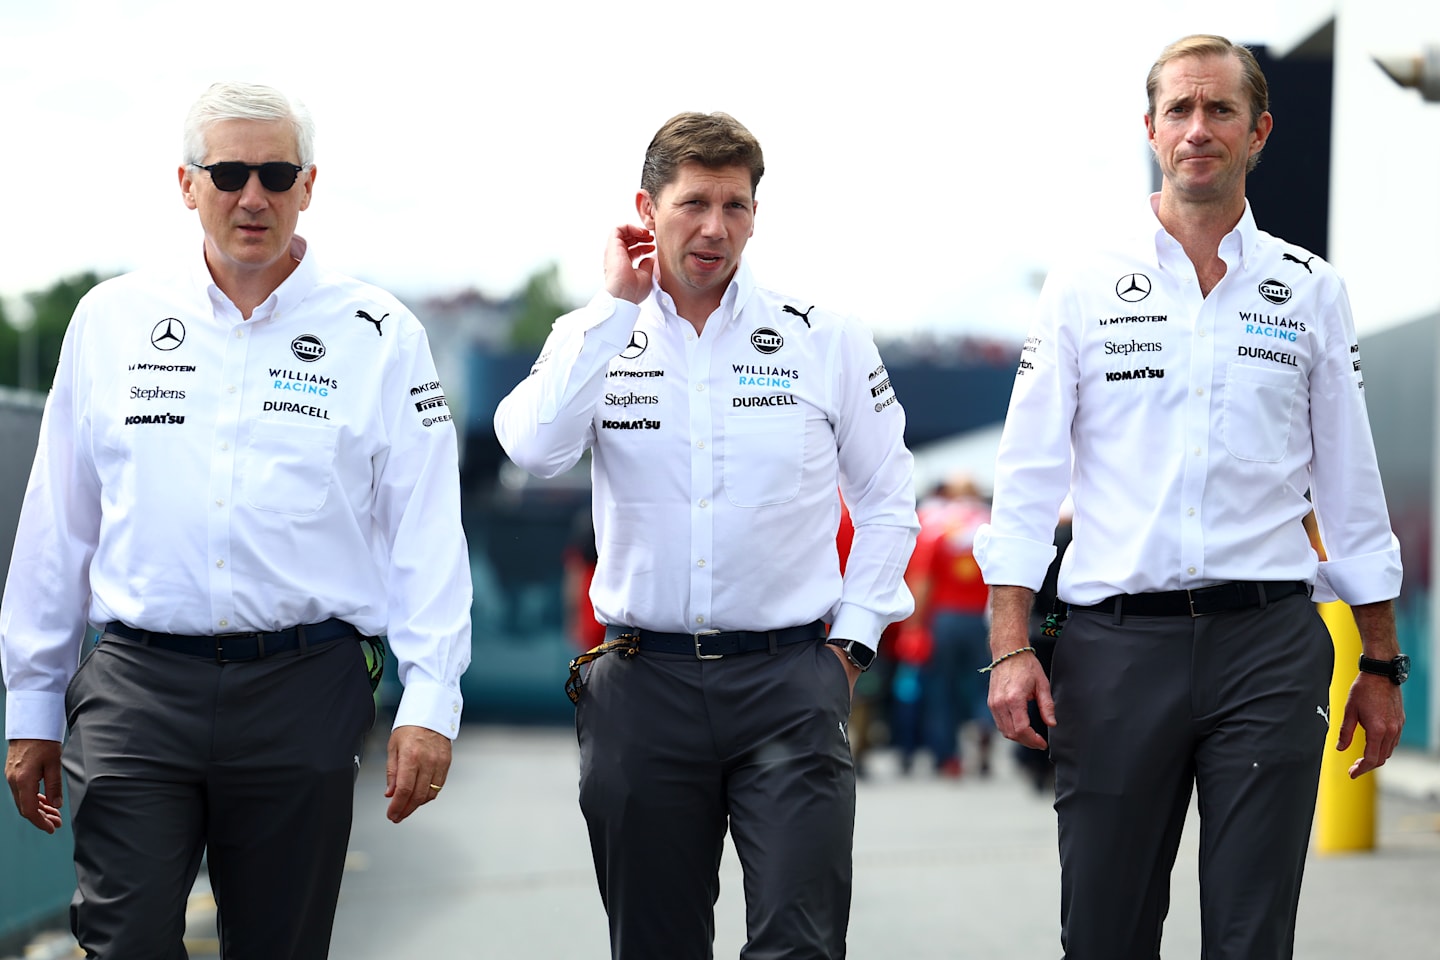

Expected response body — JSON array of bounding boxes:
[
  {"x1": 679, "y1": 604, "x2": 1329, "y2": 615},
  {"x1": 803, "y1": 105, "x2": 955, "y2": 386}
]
[
  {"x1": 1, "y1": 82, "x2": 471, "y2": 957},
  {"x1": 977, "y1": 35, "x2": 1405, "y2": 958}
]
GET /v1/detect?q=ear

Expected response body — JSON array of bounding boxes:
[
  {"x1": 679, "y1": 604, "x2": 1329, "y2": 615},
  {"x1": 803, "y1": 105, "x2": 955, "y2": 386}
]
[
  {"x1": 1143, "y1": 112, "x2": 1157, "y2": 154},
  {"x1": 1249, "y1": 110, "x2": 1274, "y2": 160},
  {"x1": 298, "y1": 165, "x2": 317, "y2": 212},
  {"x1": 179, "y1": 164, "x2": 199, "y2": 210},
  {"x1": 635, "y1": 190, "x2": 656, "y2": 230}
]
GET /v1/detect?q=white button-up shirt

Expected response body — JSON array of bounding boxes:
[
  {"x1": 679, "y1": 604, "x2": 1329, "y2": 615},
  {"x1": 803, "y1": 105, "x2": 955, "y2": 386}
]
[
  {"x1": 976, "y1": 196, "x2": 1401, "y2": 607},
  {"x1": 494, "y1": 261, "x2": 917, "y2": 644},
  {"x1": 1, "y1": 237, "x2": 472, "y2": 741}
]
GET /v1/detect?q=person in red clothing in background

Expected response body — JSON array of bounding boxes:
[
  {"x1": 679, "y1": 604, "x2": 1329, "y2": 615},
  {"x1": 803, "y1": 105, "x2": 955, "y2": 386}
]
[{"x1": 899, "y1": 472, "x2": 993, "y2": 777}]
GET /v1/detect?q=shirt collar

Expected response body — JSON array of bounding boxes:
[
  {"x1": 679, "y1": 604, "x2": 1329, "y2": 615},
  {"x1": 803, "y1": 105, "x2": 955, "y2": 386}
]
[
  {"x1": 650, "y1": 258, "x2": 755, "y2": 328},
  {"x1": 193, "y1": 234, "x2": 318, "y2": 321},
  {"x1": 1143, "y1": 193, "x2": 1257, "y2": 271}
]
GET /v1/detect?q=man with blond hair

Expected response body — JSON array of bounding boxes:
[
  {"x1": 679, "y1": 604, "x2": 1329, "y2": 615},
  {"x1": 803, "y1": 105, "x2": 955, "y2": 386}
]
[
  {"x1": 977, "y1": 35, "x2": 1406, "y2": 959},
  {"x1": 2, "y1": 82, "x2": 471, "y2": 958},
  {"x1": 496, "y1": 112, "x2": 917, "y2": 959}
]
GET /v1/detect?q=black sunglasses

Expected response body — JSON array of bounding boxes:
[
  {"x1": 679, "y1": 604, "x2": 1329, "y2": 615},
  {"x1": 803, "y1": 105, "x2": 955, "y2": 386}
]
[{"x1": 191, "y1": 161, "x2": 304, "y2": 193}]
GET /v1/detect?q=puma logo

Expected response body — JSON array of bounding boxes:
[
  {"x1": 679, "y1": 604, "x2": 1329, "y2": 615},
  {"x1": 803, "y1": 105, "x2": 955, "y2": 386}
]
[
  {"x1": 356, "y1": 310, "x2": 388, "y2": 336},
  {"x1": 783, "y1": 304, "x2": 814, "y2": 328},
  {"x1": 837, "y1": 720, "x2": 848, "y2": 744},
  {"x1": 1316, "y1": 705, "x2": 1330, "y2": 727},
  {"x1": 1282, "y1": 253, "x2": 1315, "y2": 274}
]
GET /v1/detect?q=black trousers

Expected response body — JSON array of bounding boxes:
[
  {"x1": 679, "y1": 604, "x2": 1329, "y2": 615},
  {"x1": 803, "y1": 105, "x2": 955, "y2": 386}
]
[
  {"x1": 576, "y1": 639, "x2": 856, "y2": 960},
  {"x1": 1049, "y1": 594, "x2": 1333, "y2": 960},
  {"x1": 62, "y1": 630, "x2": 376, "y2": 959}
]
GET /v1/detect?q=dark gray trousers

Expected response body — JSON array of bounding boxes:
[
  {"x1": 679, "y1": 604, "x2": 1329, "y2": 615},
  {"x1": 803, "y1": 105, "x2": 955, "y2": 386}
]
[
  {"x1": 1050, "y1": 594, "x2": 1333, "y2": 960},
  {"x1": 576, "y1": 638, "x2": 856, "y2": 960},
  {"x1": 62, "y1": 631, "x2": 375, "y2": 959}
]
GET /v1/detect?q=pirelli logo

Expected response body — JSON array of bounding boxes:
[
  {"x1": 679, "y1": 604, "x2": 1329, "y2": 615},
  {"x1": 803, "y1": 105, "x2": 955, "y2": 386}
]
[{"x1": 415, "y1": 395, "x2": 448, "y2": 412}]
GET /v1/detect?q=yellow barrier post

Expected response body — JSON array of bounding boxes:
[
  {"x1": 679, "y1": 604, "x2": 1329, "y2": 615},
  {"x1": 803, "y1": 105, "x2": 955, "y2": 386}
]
[{"x1": 1314, "y1": 600, "x2": 1376, "y2": 853}]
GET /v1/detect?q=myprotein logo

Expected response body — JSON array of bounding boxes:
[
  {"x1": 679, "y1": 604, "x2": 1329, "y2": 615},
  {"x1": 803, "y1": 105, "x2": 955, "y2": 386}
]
[
  {"x1": 291, "y1": 334, "x2": 326, "y2": 362},
  {"x1": 751, "y1": 328, "x2": 783, "y2": 355},
  {"x1": 1258, "y1": 279, "x2": 1292, "y2": 305}
]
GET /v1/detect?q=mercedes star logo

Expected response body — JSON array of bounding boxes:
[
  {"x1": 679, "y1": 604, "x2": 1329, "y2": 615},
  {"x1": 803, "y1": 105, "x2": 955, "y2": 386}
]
[
  {"x1": 1115, "y1": 273, "x2": 1152, "y2": 303},
  {"x1": 619, "y1": 330, "x2": 648, "y2": 360},
  {"x1": 150, "y1": 318, "x2": 186, "y2": 351}
]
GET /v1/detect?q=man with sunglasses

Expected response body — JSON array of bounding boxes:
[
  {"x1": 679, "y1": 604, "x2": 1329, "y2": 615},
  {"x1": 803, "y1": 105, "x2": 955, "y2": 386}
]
[{"x1": 1, "y1": 82, "x2": 471, "y2": 958}]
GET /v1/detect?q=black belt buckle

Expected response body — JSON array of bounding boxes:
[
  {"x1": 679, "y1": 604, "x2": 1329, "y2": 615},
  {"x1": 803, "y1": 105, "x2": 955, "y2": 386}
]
[
  {"x1": 1187, "y1": 589, "x2": 1201, "y2": 618},
  {"x1": 694, "y1": 629, "x2": 723, "y2": 660},
  {"x1": 213, "y1": 631, "x2": 262, "y2": 663}
]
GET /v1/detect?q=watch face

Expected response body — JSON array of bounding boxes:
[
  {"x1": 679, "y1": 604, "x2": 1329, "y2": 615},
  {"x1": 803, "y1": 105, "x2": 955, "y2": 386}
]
[
  {"x1": 1395, "y1": 654, "x2": 1411, "y2": 684},
  {"x1": 847, "y1": 641, "x2": 877, "y2": 671}
]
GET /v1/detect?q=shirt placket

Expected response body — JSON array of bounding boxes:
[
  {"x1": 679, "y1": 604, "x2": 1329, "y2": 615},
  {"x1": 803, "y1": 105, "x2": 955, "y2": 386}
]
[
  {"x1": 1173, "y1": 259, "x2": 1214, "y2": 584},
  {"x1": 686, "y1": 318, "x2": 717, "y2": 631},
  {"x1": 207, "y1": 303, "x2": 254, "y2": 631}
]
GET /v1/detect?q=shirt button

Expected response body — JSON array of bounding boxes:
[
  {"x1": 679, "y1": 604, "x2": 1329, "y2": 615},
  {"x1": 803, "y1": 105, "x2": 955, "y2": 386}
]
[
  {"x1": 215, "y1": 499, "x2": 225, "y2": 507},
  {"x1": 220, "y1": 442, "x2": 230, "y2": 451},
  {"x1": 218, "y1": 619, "x2": 229, "y2": 628},
  {"x1": 697, "y1": 559, "x2": 707, "y2": 568},
  {"x1": 227, "y1": 385, "x2": 238, "y2": 394},
  {"x1": 697, "y1": 441, "x2": 705, "y2": 449},
  {"x1": 1198, "y1": 329, "x2": 1208, "y2": 338},
  {"x1": 234, "y1": 329, "x2": 244, "y2": 339},
  {"x1": 696, "y1": 616, "x2": 705, "y2": 625},
  {"x1": 1188, "y1": 507, "x2": 1196, "y2": 516},
  {"x1": 699, "y1": 499, "x2": 709, "y2": 508},
  {"x1": 1188, "y1": 566, "x2": 1197, "y2": 575},
  {"x1": 686, "y1": 332, "x2": 695, "y2": 341},
  {"x1": 216, "y1": 559, "x2": 225, "y2": 568},
  {"x1": 452, "y1": 704, "x2": 460, "y2": 714},
  {"x1": 696, "y1": 383, "x2": 706, "y2": 392},
  {"x1": 1194, "y1": 447, "x2": 1202, "y2": 456},
  {"x1": 1195, "y1": 388, "x2": 1204, "y2": 396}
]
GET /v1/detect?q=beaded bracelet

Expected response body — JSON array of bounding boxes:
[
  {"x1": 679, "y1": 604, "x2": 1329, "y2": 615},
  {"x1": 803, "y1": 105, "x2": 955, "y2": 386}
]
[{"x1": 978, "y1": 646, "x2": 1037, "y2": 674}]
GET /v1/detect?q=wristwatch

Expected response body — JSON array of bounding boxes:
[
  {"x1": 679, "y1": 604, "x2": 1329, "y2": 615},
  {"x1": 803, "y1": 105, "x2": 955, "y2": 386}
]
[
  {"x1": 827, "y1": 638, "x2": 877, "y2": 672},
  {"x1": 1358, "y1": 654, "x2": 1410, "y2": 685}
]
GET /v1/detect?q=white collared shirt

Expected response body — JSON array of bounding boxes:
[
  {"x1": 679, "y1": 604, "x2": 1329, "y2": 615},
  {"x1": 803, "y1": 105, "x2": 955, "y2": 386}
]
[
  {"x1": 976, "y1": 196, "x2": 1401, "y2": 606},
  {"x1": 1, "y1": 237, "x2": 472, "y2": 742},
  {"x1": 494, "y1": 261, "x2": 918, "y2": 644}
]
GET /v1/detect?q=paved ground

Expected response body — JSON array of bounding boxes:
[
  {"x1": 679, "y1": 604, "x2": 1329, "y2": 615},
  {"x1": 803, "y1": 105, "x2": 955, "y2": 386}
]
[{"x1": 12, "y1": 725, "x2": 1440, "y2": 959}]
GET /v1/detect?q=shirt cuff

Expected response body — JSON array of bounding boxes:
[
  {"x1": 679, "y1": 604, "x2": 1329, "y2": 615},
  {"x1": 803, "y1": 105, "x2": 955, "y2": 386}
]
[
  {"x1": 1313, "y1": 538, "x2": 1402, "y2": 606},
  {"x1": 973, "y1": 526, "x2": 1057, "y2": 593},
  {"x1": 581, "y1": 291, "x2": 643, "y2": 349},
  {"x1": 391, "y1": 678, "x2": 464, "y2": 740},
  {"x1": 828, "y1": 605, "x2": 890, "y2": 653},
  {"x1": 3, "y1": 690, "x2": 67, "y2": 743}
]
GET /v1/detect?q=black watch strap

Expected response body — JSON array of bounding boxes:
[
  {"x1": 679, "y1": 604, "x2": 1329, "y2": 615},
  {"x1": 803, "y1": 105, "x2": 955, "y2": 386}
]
[{"x1": 1358, "y1": 654, "x2": 1410, "y2": 685}]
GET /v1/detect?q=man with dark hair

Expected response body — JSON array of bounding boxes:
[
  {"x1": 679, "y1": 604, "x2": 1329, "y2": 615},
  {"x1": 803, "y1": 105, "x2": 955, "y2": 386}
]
[
  {"x1": 495, "y1": 111, "x2": 918, "y2": 959},
  {"x1": 1, "y1": 82, "x2": 472, "y2": 958},
  {"x1": 977, "y1": 35, "x2": 1406, "y2": 959}
]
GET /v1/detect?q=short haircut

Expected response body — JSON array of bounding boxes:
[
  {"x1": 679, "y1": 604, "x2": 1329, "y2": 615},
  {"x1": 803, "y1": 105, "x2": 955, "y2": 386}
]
[
  {"x1": 640, "y1": 112, "x2": 764, "y2": 200},
  {"x1": 1146, "y1": 34, "x2": 1269, "y2": 131},
  {"x1": 182, "y1": 82, "x2": 315, "y2": 168}
]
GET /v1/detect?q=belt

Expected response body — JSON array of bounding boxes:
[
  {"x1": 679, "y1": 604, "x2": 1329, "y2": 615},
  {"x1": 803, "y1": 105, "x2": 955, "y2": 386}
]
[
  {"x1": 605, "y1": 620, "x2": 828, "y2": 660},
  {"x1": 1073, "y1": 580, "x2": 1310, "y2": 618},
  {"x1": 104, "y1": 617, "x2": 357, "y2": 663}
]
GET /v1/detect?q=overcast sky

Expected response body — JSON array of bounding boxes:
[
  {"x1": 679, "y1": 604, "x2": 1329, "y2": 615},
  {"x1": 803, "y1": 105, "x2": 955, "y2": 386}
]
[{"x1": 3, "y1": 0, "x2": 1435, "y2": 339}]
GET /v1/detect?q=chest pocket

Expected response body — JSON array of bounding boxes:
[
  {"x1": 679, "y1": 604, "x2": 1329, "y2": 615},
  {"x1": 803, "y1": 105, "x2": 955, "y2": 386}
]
[
  {"x1": 242, "y1": 419, "x2": 338, "y2": 516},
  {"x1": 1222, "y1": 363, "x2": 1297, "y2": 463},
  {"x1": 723, "y1": 409, "x2": 805, "y2": 507}
]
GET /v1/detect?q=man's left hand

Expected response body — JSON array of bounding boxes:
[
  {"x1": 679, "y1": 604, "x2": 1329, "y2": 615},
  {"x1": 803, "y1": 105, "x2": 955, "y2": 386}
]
[
  {"x1": 384, "y1": 725, "x2": 453, "y2": 823},
  {"x1": 825, "y1": 643, "x2": 861, "y2": 696},
  {"x1": 1337, "y1": 674, "x2": 1405, "y2": 779}
]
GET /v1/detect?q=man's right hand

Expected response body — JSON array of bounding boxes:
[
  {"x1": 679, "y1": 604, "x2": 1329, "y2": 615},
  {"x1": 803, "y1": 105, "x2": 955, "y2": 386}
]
[
  {"x1": 5, "y1": 739, "x2": 64, "y2": 834},
  {"x1": 604, "y1": 225, "x2": 656, "y2": 304},
  {"x1": 986, "y1": 584, "x2": 1055, "y2": 750}
]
